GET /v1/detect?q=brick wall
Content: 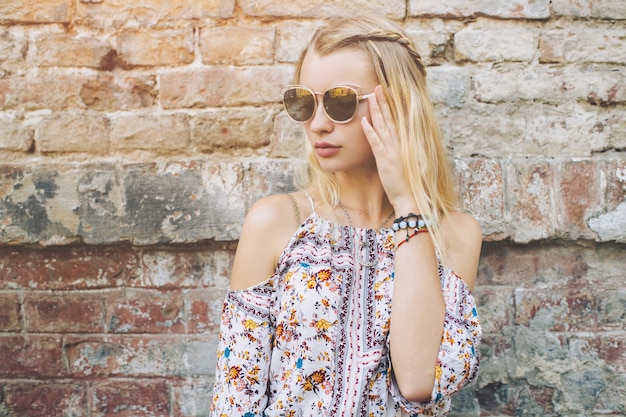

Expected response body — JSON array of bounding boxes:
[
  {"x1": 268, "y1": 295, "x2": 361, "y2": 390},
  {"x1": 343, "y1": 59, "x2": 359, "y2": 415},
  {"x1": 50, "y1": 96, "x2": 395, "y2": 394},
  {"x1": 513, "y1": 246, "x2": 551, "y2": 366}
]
[{"x1": 0, "y1": 0, "x2": 624, "y2": 416}]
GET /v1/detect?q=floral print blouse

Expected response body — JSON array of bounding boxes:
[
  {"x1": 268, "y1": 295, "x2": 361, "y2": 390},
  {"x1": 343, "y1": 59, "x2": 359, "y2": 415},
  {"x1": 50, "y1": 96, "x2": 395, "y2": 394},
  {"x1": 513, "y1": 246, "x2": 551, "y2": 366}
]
[{"x1": 210, "y1": 197, "x2": 481, "y2": 417}]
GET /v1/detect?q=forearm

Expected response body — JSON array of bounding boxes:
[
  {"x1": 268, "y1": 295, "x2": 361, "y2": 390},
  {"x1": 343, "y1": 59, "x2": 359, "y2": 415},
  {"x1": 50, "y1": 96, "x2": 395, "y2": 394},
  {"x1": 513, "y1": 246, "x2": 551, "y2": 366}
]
[{"x1": 389, "y1": 229, "x2": 445, "y2": 402}]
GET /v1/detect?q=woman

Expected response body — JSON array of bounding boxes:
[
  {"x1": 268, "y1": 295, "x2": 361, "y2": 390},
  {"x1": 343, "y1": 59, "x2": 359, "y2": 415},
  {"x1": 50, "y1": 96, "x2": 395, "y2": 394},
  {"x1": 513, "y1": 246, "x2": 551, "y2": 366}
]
[{"x1": 210, "y1": 16, "x2": 482, "y2": 416}]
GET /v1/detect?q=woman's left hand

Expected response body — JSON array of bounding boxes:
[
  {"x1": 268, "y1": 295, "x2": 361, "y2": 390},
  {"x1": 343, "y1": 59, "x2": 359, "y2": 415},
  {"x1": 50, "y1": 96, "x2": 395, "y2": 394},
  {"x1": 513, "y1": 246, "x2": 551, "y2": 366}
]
[{"x1": 361, "y1": 85, "x2": 413, "y2": 208}]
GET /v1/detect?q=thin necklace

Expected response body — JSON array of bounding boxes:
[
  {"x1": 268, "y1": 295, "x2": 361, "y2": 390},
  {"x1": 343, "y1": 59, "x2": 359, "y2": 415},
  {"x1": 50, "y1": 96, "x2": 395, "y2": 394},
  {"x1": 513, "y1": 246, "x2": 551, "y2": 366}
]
[{"x1": 339, "y1": 204, "x2": 395, "y2": 267}]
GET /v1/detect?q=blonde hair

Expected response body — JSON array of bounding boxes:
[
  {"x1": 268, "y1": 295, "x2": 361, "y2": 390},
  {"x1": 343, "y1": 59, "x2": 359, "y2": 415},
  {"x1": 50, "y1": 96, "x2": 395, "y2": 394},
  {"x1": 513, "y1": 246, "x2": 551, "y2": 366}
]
[{"x1": 294, "y1": 16, "x2": 460, "y2": 260}]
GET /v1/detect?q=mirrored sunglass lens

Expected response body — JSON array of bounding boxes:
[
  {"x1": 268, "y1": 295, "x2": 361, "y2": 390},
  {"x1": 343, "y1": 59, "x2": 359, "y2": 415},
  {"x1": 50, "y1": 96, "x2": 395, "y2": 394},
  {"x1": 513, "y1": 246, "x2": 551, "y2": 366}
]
[
  {"x1": 324, "y1": 87, "x2": 358, "y2": 122},
  {"x1": 284, "y1": 88, "x2": 315, "y2": 122}
]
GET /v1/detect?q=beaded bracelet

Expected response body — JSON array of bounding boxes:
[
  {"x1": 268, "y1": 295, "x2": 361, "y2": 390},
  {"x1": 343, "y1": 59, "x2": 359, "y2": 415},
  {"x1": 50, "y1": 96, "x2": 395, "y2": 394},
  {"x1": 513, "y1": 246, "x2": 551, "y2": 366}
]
[{"x1": 393, "y1": 213, "x2": 430, "y2": 248}]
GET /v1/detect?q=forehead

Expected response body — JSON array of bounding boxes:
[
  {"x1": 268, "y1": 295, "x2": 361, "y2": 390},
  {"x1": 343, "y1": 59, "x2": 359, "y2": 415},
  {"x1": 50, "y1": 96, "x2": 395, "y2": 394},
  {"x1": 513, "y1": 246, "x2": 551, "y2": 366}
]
[{"x1": 299, "y1": 49, "x2": 377, "y2": 91}]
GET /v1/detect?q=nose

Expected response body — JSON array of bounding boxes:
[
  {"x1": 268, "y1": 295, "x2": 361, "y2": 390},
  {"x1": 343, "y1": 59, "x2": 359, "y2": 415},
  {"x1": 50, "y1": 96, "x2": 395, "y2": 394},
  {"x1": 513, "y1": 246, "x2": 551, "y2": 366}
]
[{"x1": 308, "y1": 95, "x2": 333, "y2": 133}]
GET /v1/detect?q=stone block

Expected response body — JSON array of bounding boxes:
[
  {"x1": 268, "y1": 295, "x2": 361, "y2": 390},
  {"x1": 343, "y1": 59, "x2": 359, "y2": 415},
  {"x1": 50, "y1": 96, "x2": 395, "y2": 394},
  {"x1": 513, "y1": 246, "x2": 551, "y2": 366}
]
[
  {"x1": 239, "y1": 0, "x2": 405, "y2": 18},
  {"x1": 454, "y1": 29, "x2": 536, "y2": 62},
  {"x1": 200, "y1": 25, "x2": 275, "y2": 65},
  {"x1": 159, "y1": 66, "x2": 294, "y2": 109},
  {"x1": 114, "y1": 29, "x2": 195, "y2": 68},
  {"x1": 0, "y1": 0, "x2": 71, "y2": 24},
  {"x1": 408, "y1": 0, "x2": 550, "y2": 19},
  {"x1": 31, "y1": 33, "x2": 115, "y2": 69}
]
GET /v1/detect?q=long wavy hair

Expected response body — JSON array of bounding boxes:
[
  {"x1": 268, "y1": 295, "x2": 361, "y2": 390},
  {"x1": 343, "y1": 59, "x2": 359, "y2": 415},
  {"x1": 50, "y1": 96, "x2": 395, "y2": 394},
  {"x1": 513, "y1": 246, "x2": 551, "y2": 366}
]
[{"x1": 294, "y1": 16, "x2": 460, "y2": 259}]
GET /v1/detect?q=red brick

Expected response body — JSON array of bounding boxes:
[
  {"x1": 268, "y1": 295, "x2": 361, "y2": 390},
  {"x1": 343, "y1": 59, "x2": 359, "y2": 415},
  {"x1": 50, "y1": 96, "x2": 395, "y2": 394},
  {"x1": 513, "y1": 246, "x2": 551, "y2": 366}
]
[
  {"x1": 91, "y1": 380, "x2": 169, "y2": 417},
  {"x1": 0, "y1": 335, "x2": 64, "y2": 378},
  {"x1": 64, "y1": 336, "x2": 205, "y2": 377},
  {"x1": 557, "y1": 160, "x2": 602, "y2": 238},
  {"x1": 4, "y1": 382, "x2": 86, "y2": 417},
  {"x1": 24, "y1": 293, "x2": 106, "y2": 333},
  {"x1": 0, "y1": 292, "x2": 21, "y2": 331},
  {"x1": 0, "y1": 245, "x2": 139, "y2": 290},
  {"x1": 186, "y1": 288, "x2": 226, "y2": 333},
  {"x1": 107, "y1": 289, "x2": 185, "y2": 333}
]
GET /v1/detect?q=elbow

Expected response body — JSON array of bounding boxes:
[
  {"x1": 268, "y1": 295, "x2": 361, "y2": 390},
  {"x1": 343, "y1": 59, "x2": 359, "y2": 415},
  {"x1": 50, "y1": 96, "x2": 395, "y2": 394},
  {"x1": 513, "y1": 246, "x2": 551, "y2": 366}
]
[{"x1": 395, "y1": 373, "x2": 435, "y2": 403}]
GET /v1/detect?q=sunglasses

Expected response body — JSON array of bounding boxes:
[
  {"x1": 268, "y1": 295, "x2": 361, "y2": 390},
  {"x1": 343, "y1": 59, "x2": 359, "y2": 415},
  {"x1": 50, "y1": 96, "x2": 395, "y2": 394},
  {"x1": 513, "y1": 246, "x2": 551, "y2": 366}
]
[{"x1": 282, "y1": 84, "x2": 374, "y2": 124}]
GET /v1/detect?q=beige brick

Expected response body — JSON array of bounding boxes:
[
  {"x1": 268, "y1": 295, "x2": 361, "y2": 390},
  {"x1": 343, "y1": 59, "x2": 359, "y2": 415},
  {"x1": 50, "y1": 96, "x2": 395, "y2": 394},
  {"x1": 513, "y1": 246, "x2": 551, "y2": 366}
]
[
  {"x1": 190, "y1": 108, "x2": 273, "y2": 152},
  {"x1": 0, "y1": 72, "x2": 88, "y2": 111},
  {"x1": 557, "y1": 160, "x2": 603, "y2": 239},
  {"x1": 505, "y1": 160, "x2": 556, "y2": 242},
  {"x1": 552, "y1": 0, "x2": 626, "y2": 19},
  {"x1": 110, "y1": 113, "x2": 190, "y2": 152},
  {"x1": 74, "y1": 0, "x2": 231, "y2": 30},
  {"x1": 276, "y1": 21, "x2": 320, "y2": 63},
  {"x1": 38, "y1": 113, "x2": 110, "y2": 154},
  {"x1": 454, "y1": 29, "x2": 537, "y2": 62},
  {"x1": 240, "y1": 0, "x2": 405, "y2": 18},
  {"x1": 200, "y1": 26, "x2": 275, "y2": 65},
  {"x1": 0, "y1": 114, "x2": 34, "y2": 152},
  {"x1": 540, "y1": 29, "x2": 626, "y2": 64},
  {"x1": 115, "y1": 30, "x2": 194, "y2": 68},
  {"x1": 269, "y1": 112, "x2": 307, "y2": 159},
  {"x1": 159, "y1": 66, "x2": 293, "y2": 109},
  {"x1": 408, "y1": 0, "x2": 550, "y2": 19},
  {"x1": 0, "y1": 0, "x2": 71, "y2": 24},
  {"x1": 455, "y1": 159, "x2": 505, "y2": 238},
  {"x1": 31, "y1": 34, "x2": 115, "y2": 69},
  {"x1": 0, "y1": 27, "x2": 27, "y2": 74},
  {"x1": 79, "y1": 73, "x2": 157, "y2": 111}
]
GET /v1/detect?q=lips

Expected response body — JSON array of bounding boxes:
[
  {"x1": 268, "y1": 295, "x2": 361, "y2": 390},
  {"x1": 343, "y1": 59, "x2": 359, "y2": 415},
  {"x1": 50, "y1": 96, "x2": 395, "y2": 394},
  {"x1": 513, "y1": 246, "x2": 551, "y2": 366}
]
[{"x1": 314, "y1": 141, "x2": 341, "y2": 157}]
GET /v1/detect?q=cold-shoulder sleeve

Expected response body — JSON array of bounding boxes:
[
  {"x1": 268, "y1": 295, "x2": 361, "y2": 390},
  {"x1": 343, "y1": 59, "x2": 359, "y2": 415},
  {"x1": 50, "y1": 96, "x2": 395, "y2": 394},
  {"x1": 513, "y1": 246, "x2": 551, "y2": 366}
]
[
  {"x1": 390, "y1": 269, "x2": 482, "y2": 416},
  {"x1": 210, "y1": 282, "x2": 274, "y2": 417}
]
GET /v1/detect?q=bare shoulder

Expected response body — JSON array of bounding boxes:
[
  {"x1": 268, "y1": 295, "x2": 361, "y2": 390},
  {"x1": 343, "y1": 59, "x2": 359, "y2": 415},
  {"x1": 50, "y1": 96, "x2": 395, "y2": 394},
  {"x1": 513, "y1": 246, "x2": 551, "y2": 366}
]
[
  {"x1": 228, "y1": 193, "x2": 307, "y2": 290},
  {"x1": 441, "y1": 211, "x2": 483, "y2": 291}
]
